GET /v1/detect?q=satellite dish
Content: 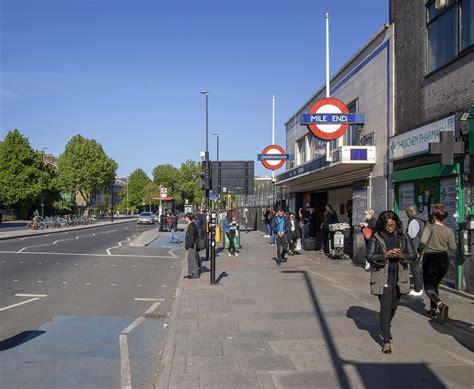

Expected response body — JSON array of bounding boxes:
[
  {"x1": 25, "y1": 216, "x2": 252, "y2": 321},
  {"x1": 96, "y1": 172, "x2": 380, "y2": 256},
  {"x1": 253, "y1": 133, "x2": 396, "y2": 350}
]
[{"x1": 435, "y1": 0, "x2": 449, "y2": 10}]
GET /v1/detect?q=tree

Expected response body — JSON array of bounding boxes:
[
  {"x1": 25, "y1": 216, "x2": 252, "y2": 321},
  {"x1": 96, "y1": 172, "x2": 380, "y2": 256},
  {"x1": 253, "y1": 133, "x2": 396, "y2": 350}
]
[
  {"x1": 57, "y1": 135, "x2": 117, "y2": 215},
  {"x1": 118, "y1": 169, "x2": 150, "y2": 214},
  {"x1": 152, "y1": 164, "x2": 179, "y2": 195},
  {"x1": 144, "y1": 181, "x2": 161, "y2": 211},
  {"x1": 0, "y1": 130, "x2": 52, "y2": 218},
  {"x1": 176, "y1": 160, "x2": 202, "y2": 207}
]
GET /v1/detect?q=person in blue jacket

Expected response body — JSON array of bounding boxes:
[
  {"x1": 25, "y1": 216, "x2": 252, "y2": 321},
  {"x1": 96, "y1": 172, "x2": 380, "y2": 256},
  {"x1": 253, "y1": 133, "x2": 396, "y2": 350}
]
[{"x1": 271, "y1": 209, "x2": 290, "y2": 266}]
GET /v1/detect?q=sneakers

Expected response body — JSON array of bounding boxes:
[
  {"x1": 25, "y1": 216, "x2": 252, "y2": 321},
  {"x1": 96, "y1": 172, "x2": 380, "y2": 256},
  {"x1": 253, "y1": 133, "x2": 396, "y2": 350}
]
[
  {"x1": 234, "y1": 252, "x2": 239, "y2": 257},
  {"x1": 408, "y1": 289, "x2": 424, "y2": 297},
  {"x1": 364, "y1": 261, "x2": 371, "y2": 271},
  {"x1": 439, "y1": 303, "x2": 449, "y2": 322},
  {"x1": 228, "y1": 252, "x2": 232, "y2": 257}
]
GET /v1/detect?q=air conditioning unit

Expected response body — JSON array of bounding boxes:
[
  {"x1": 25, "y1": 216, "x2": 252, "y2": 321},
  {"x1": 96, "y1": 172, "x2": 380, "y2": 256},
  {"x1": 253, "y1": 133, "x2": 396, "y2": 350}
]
[{"x1": 435, "y1": 0, "x2": 449, "y2": 10}]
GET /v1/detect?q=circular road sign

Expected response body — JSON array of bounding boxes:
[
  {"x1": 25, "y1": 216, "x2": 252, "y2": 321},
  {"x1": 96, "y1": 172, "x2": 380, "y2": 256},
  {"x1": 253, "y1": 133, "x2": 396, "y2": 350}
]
[
  {"x1": 261, "y1": 144, "x2": 286, "y2": 170},
  {"x1": 307, "y1": 97, "x2": 349, "y2": 141}
]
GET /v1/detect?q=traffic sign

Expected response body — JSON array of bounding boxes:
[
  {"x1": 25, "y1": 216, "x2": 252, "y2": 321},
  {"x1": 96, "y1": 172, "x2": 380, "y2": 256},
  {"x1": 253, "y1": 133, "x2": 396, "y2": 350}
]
[
  {"x1": 302, "y1": 97, "x2": 357, "y2": 141},
  {"x1": 160, "y1": 187, "x2": 168, "y2": 198},
  {"x1": 259, "y1": 144, "x2": 287, "y2": 170}
]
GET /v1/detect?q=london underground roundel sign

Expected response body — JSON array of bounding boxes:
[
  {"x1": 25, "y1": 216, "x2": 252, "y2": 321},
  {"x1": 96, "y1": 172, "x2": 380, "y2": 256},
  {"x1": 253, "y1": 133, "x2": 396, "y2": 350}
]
[
  {"x1": 259, "y1": 144, "x2": 287, "y2": 170},
  {"x1": 307, "y1": 97, "x2": 349, "y2": 141}
]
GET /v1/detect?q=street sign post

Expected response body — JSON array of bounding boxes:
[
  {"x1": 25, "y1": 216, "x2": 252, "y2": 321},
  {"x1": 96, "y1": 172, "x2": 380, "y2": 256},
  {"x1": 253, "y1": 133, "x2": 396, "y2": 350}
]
[
  {"x1": 301, "y1": 97, "x2": 364, "y2": 141},
  {"x1": 258, "y1": 144, "x2": 288, "y2": 170}
]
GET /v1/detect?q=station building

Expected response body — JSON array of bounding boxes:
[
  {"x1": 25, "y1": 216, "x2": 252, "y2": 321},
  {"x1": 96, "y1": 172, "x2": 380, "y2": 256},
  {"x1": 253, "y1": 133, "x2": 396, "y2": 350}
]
[{"x1": 275, "y1": 24, "x2": 394, "y2": 263}]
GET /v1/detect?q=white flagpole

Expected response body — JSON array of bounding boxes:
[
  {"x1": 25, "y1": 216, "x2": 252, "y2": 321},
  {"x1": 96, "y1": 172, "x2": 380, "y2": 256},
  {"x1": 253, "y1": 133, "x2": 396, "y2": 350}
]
[
  {"x1": 272, "y1": 94, "x2": 275, "y2": 183},
  {"x1": 325, "y1": 13, "x2": 331, "y2": 161}
]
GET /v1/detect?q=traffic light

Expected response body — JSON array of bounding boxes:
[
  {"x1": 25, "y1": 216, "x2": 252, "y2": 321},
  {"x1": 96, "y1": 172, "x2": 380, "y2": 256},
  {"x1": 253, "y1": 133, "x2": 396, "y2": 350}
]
[{"x1": 201, "y1": 160, "x2": 211, "y2": 190}]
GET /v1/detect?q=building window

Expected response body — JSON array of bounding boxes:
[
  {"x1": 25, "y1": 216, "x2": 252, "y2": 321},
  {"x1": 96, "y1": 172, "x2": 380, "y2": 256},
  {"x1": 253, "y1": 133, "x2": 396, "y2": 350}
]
[
  {"x1": 344, "y1": 101, "x2": 359, "y2": 146},
  {"x1": 461, "y1": 0, "x2": 474, "y2": 50},
  {"x1": 427, "y1": 0, "x2": 473, "y2": 73}
]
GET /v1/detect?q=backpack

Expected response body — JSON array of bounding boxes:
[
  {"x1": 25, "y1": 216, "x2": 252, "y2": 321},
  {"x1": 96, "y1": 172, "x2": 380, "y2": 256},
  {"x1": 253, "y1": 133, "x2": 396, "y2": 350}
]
[{"x1": 195, "y1": 219, "x2": 207, "y2": 251}]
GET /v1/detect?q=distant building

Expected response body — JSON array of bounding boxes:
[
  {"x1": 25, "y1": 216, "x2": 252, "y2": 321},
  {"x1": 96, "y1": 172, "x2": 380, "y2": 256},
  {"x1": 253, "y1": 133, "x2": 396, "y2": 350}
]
[{"x1": 75, "y1": 177, "x2": 126, "y2": 214}]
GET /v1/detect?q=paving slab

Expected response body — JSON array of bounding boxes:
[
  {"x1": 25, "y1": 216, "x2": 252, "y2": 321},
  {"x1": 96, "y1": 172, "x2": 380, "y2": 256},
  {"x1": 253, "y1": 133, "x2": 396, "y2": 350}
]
[{"x1": 155, "y1": 231, "x2": 474, "y2": 389}]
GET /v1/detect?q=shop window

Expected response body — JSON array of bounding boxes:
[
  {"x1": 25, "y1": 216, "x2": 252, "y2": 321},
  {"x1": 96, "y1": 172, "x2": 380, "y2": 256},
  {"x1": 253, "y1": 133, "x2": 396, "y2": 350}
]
[{"x1": 427, "y1": 0, "x2": 473, "y2": 73}]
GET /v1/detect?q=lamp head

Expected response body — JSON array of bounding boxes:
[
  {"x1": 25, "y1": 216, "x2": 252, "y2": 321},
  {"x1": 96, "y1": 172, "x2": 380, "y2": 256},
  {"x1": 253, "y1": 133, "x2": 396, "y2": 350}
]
[{"x1": 200, "y1": 90, "x2": 208, "y2": 95}]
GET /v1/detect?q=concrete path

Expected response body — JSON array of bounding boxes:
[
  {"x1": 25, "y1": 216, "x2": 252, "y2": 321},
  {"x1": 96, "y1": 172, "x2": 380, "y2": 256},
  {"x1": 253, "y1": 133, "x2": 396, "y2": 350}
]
[{"x1": 156, "y1": 231, "x2": 474, "y2": 389}]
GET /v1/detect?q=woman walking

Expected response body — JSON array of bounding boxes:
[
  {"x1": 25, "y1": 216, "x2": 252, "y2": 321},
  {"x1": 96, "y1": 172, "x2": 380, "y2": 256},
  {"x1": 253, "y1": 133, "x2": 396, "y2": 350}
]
[
  {"x1": 224, "y1": 210, "x2": 238, "y2": 256},
  {"x1": 184, "y1": 213, "x2": 200, "y2": 279},
  {"x1": 367, "y1": 211, "x2": 417, "y2": 354},
  {"x1": 418, "y1": 204, "x2": 456, "y2": 321}
]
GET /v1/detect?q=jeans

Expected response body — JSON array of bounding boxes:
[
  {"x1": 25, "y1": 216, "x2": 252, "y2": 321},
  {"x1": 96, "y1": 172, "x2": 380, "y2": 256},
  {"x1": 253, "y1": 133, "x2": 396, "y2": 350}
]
[
  {"x1": 170, "y1": 228, "x2": 178, "y2": 243},
  {"x1": 227, "y1": 230, "x2": 236, "y2": 254},
  {"x1": 264, "y1": 220, "x2": 271, "y2": 236},
  {"x1": 301, "y1": 224, "x2": 309, "y2": 248},
  {"x1": 276, "y1": 235, "x2": 288, "y2": 262},
  {"x1": 378, "y1": 272, "x2": 401, "y2": 343},
  {"x1": 410, "y1": 260, "x2": 423, "y2": 292},
  {"x1": 271, "y1": 230, "x2": 276, "y2": 244}
]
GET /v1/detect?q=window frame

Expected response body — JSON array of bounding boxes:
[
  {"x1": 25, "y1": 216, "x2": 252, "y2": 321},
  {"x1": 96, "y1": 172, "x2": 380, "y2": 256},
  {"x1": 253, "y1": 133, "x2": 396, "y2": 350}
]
[{"x1": 426, "y1": 0, "x2": 474, "y2": 75}]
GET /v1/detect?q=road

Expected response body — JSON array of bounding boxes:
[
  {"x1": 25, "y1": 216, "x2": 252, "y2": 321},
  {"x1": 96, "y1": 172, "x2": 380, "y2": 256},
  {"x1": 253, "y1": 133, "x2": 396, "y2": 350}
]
[{"x1": 0, "y1": 221, "x2": 184, "y2": 388}]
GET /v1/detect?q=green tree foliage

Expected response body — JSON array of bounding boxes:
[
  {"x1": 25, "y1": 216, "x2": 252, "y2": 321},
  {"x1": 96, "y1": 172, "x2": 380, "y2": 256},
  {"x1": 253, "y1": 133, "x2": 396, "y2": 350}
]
[
  {"x1": 152, "y1": 164, "x2": 179, "y2": 193},
  {"x1": 57, "y1": 135, "x2": 117, "y2": 214},
  {"x1": 118, "y1": 169, "x2": 150, "y2": 214},
  {"x1": 0, "y1": 130, "x2": 53, "y2": 218},
  {"x1": 176, "y1": 160, "x2": 202, "y2": 207}
]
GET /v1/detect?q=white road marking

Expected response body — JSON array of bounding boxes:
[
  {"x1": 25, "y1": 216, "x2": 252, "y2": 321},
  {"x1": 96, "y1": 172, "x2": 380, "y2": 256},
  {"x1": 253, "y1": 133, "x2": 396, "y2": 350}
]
[
  {"x1": 136, "y1": 284, "x2": 142, "y2": 287},
  {"x1": 56, "y1": 262, "x2": 60, "y2": 265},
  {"x1": 162, "y1": 285, "x2": 167, "y2": 288},
  {"x1": 111, "y1": 283, "x2": 117, "y2": 286},
  {"x1": 131, "y1": 265, "x2": 136, "y2": 268},
  {"x1": 134, "y1": 298, "x2": 165, "y2": 301},
  {"x1": 0, "y1": 297, "x2": 40, "y2": 312},
  {"x1": 13, "y1": 279, "x2": 18, "y2": 282},
  {"x1": 106, "y1": 237, "x2": 132, "y2": 255},
  {"x1": 75, "y1": 263, "x2": 79, "y2": 266},
  {"x1": 112, "y1": 264, "x2": 117, "y2": 267},
  {"x1": 0, "y1": 250, "x2": 177, "y2": 259},
  {"x1": 121, "y1": 317, "x2": 146, "y2": 334},
  {"x1": 168, "y1": 249, "x2": 178, "y2": 258},
  {"x1": 15, "y1": 293, "x2": 48, "y2": 297},
  {"x1": 37, "y1": 262, "x2": 42, "y2": 264},
  {"x1": 62, "y1": 282, "x2": 68, "y2": 284},
  {"x1": 145, "y1": 302, "x2": 161, "y2": 314},
  {"x1": 37, "y1": 280, "x2": 43, "y2": 283},
  {"x1": 86, "y1": 283, "x2": 92, "y2": 285},
  {"x1": 19, "y1": 261, "x2": 23, "y2": 263},
  {"x1": 119, "y1": 334, "x2": 132, "y2": 389}
]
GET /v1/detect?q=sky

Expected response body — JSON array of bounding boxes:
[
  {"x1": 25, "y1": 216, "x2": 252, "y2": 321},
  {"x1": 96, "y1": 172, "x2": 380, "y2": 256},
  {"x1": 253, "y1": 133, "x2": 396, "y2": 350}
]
[{"x1": 1, "y1": 0, "x2": 388, "y2": 178}]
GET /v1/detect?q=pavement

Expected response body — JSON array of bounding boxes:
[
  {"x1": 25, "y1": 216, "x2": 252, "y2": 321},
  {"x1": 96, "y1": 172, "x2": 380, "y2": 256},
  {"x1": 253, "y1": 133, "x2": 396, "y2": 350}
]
[{"x1": 156, "y1": 231, "x2": 474, "y2": 389}]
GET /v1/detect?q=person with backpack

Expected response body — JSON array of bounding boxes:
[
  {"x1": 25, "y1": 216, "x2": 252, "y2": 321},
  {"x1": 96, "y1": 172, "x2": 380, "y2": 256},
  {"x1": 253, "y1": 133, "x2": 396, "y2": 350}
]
[
  {"x1": 194, "y1": 211, "x2": 207, "y2": 266},
  {"x1": 184, "y1": 213, "x2": 200, "y2": 279},
  {"x1": 405, "y1": 206, "x2": 426, "y2": 296}
]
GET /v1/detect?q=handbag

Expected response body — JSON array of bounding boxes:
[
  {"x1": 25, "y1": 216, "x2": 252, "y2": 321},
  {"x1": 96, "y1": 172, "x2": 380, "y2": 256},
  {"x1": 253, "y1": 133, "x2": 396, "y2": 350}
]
[{"x1": 362, "y1": 227, "x2": 373, "y2": 240}]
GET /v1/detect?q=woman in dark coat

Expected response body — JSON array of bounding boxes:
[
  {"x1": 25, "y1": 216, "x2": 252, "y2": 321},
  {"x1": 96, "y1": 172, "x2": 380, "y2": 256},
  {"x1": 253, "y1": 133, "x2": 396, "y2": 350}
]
[
  {"x1": 184, "y1": 213, "x2": 200, "y2": 279},
  {"x1": 366, "y1": 211, "x2": 417, "y2": 354}
]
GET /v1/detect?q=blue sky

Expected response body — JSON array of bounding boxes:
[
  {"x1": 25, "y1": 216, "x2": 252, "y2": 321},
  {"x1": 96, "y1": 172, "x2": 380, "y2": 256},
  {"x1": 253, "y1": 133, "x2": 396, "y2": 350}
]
[{"x1": 1, "y1": 0, "x2": 388, "y2": 178}]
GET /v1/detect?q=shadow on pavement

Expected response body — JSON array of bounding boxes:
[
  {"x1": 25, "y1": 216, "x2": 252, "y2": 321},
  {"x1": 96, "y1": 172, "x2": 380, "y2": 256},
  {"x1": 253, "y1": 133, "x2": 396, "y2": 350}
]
[
  {"x1": 401, "y1": 297, "x2": 474, "y2": 352},
  {"x1": 216, "y1": 271, "x2": 229, "y2": 284},
  {"x1": 0, "y1": 330, "x2": 45, "y2": 351},
  {"x1": 346, "y1": 306, "x2": 382, "y2": 346},
  {"x1": 283, "y1": 270, "x2": 446, "y2": 389}
]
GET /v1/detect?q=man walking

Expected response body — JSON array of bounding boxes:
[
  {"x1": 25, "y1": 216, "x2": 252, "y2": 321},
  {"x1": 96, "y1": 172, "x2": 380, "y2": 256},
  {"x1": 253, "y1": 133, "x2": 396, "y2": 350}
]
[
  {"x1": 406, "y1": 205, "x2": 426, "y2": 296},
  {"x1": 271, "y1": 209, "x2": 290, "y2": 266}
]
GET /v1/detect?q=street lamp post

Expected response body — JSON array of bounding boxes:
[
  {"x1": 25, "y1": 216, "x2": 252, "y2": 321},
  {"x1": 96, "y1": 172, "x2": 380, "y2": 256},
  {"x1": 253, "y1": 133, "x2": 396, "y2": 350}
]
[{"x1": 41, "y1": 148, "x2": 47, "y2": 217}]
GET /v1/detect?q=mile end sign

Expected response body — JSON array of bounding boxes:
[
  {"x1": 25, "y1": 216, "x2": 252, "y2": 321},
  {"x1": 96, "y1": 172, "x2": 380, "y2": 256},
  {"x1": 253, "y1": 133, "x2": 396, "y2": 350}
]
[{"x1": 301, "y1": 97, "x2": 365, "y2": 141}]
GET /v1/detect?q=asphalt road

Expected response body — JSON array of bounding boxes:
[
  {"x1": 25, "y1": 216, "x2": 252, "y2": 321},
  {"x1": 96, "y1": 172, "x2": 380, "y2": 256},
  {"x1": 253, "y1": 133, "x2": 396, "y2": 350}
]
[{"x1": 0, "y1": 221, "x2": 184, "y2": 388}]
